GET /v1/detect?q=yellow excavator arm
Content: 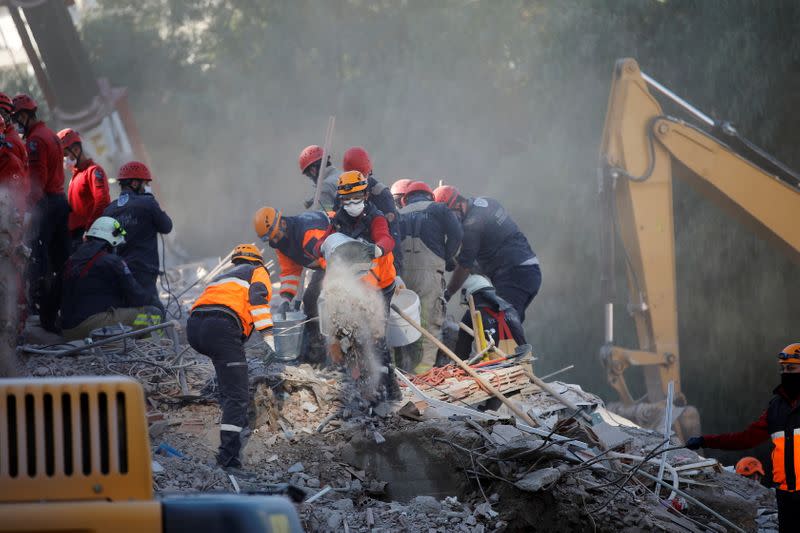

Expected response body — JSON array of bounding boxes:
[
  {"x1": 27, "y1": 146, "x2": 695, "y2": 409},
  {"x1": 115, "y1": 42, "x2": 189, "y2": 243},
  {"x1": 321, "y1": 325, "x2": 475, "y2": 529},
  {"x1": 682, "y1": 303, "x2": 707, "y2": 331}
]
[{"x1": 598, "y1": 58, "x2": 800, "y2": 431}]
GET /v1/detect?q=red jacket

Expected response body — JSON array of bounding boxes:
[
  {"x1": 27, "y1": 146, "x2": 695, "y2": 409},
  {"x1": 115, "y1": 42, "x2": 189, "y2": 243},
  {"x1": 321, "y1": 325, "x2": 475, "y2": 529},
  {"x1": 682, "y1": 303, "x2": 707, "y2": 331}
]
[
  {"x1": 4, "y1": 125, "x2": 27, "y2": 170},
  {"x1": 703, "y1": 387, "x2": 798, "y2": 449},
  {"x1": 0, "y1": 145, "x2": 27, "y2": 213},
  {"x1": 67, "y1": 159, "x2": 110, "y2": 232},
  {"x1": 25, "y1": 120, "x2": 64, "y2": 202}
]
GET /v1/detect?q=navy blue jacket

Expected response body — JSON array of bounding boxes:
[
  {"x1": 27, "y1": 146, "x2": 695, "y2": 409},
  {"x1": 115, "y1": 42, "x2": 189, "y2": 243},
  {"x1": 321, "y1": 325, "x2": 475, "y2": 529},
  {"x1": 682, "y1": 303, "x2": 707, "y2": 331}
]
[
  {"x1": 103, "y1": 191, "x2": 173, "y2": 277},
  {"x1": 61, "y1": 239, "x2": 151, "y2": 329},
  {"x1": 457, "y1": 197, "x2": 535, "y2": 277},
  {"x1": 271, "y1": 211, "x2": 330, "y2": 269},
  {"x1": 399, "y1": 196, "x2": 463, "y2": 261}
]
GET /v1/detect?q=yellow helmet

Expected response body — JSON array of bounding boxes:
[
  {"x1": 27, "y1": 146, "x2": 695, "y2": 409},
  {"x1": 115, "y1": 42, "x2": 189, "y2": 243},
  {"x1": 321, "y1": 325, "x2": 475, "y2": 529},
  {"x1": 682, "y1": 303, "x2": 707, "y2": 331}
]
[
  {"x1": 779, "y1": 343, "x2": 800, "y2": 364},
  {"x1": 231, "y1": 243, "x2": 263, "y2": 264},
  {"x1": 337, "y1": 170, "x2": 368, "y2": 196},
  {"x1": 253, "y1": 206, "x2": 282, "y2": 242}
]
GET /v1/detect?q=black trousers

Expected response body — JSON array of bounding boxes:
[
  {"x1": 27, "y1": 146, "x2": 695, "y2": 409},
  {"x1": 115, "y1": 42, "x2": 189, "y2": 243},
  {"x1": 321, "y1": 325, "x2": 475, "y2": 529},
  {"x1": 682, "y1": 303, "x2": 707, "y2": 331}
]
[
  {"x1": 777, "y1": 489, "x2": 800, "y2": 533},
  {"x1": 187, "y1": 311, "x2": 249, "y2": 468},
  {"x1": 133, "y1": 270, "x2": 165, "y2": 316},
  {"x1": 29, "y1": 194, "x2": 69, "y2": 330},
  {"x1": 491, "y1": 263, "x2": 541, "y2": 323}
]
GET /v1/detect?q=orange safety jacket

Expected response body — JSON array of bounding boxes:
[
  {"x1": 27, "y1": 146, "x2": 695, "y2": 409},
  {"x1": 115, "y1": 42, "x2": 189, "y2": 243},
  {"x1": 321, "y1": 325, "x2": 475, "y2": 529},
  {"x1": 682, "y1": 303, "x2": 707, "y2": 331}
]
[
  {"x1": 271, "y1": 211, "x2": 330, "y2": 299},
  {"x1": 191, "y1": 262, "x2": 273, "y2": 338},
  {"x1": 768, "y1": 391, "x2": 800, "y2": 492}
]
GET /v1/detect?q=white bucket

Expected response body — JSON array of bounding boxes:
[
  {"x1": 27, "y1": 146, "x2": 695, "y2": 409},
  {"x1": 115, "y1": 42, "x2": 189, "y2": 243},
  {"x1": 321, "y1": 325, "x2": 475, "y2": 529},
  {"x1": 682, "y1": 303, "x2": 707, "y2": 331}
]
[{"x1": 387, "y1": 289, "x2": 422, "y2": 347}]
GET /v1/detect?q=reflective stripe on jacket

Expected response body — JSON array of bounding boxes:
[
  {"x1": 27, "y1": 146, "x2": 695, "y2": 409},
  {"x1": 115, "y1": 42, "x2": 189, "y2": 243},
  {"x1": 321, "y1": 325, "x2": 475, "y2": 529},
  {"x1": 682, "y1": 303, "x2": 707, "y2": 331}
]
[
  {"x1": 273, "y1": 211, "x2": 330, "y2": 299},
  {"x1": 192, "y1": 262, "x2": 273, "y2": 337}
]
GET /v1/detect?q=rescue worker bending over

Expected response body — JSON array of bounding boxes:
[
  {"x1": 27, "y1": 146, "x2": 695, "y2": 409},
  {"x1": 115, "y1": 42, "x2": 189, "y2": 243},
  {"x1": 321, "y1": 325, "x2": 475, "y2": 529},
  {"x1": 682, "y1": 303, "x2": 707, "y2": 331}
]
[
  {"x1": 58, "y1": 128, "x2": 110, "y2": 251},
  {"x1": 187, "y1": 244, "x2": 275, "y2": 470},
  {"x1": 390, "y1": 179, "x2": 413, "y2": 209},
  {"x1": 13, "y1": 93, "x2": 69, "y2": 332},
  {"x1": 254, "y1": 207, "x2": 330, "y2": 364},
  {"x1": 104, "y1": 161, "x2": 172, "y2": 315},
  {"x1": 685, "y1": 344, "x2": 800, "y2": 533},
  {"x1": 396, "y1": 181, "x2": 462, "y2": 373},
  {"x1": 327, "y1": 170, "x2": 401, "y2": 400},
  {"x1": 299, "y1": 145, "x2": 339, "y2": 212},
  {"x1": 0, "y1": 92, "x2": 28, "y2": 178},
  {"x1": 60, "y1": 216, "x2": 158, "y2": 340},
  {"x1": 435, "y1": 185, "x2": 541, "y2": 323},
  {"x1": 341, "y1": 147, "x2": 402, "y2": 275},
  {"x1": 454, "y1": 275, "x2": 527, "y2": 361}
]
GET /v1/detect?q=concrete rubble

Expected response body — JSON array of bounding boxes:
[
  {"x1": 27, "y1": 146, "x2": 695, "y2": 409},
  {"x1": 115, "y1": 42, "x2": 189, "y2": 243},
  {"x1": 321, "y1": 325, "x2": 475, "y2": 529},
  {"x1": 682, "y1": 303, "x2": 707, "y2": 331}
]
[{"x1": 14, "y1": 259, "x2": 779, "y2": 532}]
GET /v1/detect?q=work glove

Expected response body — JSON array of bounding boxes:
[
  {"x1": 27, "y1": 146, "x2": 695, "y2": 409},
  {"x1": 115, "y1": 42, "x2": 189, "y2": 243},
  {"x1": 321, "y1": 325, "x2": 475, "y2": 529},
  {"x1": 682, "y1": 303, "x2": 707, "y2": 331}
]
[
  {"x1": 684, "y1": 436, "x2": 704, "y2": 450},
  {"x1": 277, "y1": 297, "x2": 291, "y2": 318},
  {"x1": 373, "y1": 245, "x2": 384, "y2": 258},
  {"x1": 445, "y1": 258, "x2": 456, "y2": 272}
]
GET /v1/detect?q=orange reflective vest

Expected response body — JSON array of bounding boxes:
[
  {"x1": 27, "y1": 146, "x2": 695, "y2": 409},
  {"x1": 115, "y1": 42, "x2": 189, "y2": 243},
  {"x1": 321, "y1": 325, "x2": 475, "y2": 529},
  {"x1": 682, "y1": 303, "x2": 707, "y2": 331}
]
[
  {"x1": 768, "y1": 394, "x2": 800, "y2": 492},
  {"x1": 191, "y1": 262, "x2": 273, "y2": 337}
]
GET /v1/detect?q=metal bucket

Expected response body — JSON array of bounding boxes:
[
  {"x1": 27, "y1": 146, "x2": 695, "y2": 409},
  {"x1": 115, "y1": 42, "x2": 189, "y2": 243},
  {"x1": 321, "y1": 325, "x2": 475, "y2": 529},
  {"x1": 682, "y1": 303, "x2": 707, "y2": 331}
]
[
  {"x1": 272, "y1": 310, "x2": 307, "y2": 361},
  {"x1": 321, "y1": 232, "x2": 373, "y2": 275}
]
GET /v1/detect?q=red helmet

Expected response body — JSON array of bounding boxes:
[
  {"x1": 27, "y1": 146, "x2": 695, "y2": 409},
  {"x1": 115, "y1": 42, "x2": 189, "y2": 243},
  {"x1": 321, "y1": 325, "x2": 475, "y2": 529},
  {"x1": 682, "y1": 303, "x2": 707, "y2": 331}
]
[
  {"x1": 12, "y1": 93, "x2": 37, "y2": 113},
  {"x1": 342, "y1": 146, "x2": 372, "y2": 175},
  {"x1": 406, "y1": 181, "x2": 433, "y2": 197},
  {"x1": 57, "y1": 128, "x2": 81, "y2": 148},
  {"x1": 433, "y1": 184, "x2": 461, "y2": 208},
  {"x1": 298, "y1": 145, "x2": 323, "y2": 172},
  {"x1": 118, "y1": 161, "x2": 152, "y2": 181},
  {"x1": 0, "y1": 92, "x2": 13, "y2": 114},
  {"x1": 391, "y1": 178, "x2": 413, "y2": 197}
]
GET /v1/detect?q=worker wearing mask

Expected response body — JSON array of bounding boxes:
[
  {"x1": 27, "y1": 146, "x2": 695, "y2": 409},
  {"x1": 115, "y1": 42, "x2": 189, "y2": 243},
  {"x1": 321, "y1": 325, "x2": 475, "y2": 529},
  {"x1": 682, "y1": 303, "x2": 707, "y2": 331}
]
[
  {"x1": 685, "y1": 344, "x2": 800, "y2": 533},
  {"x1": 390, "y1": 178, "x2": 413, "y2": 209},
  {"x1": 12, "y1": 93, "x2": 69, "y2": 333},
  {"x1": 341, "y1": 147, "x2": 402, "y2": 275},
  {"x1": 0, "y1": 93, "x2": 28, "y2": 176},
  {"x1": 435, "y1": 185, "x2": 541, "y2": 324},
  {"x1": 299, "y1": 145, "x2": 339, "y2": 212},
  {"x1": 396, "y1": 181, "x2": 462, "y2": 373},
  {"x1": 326, "y1": 170, "x2": 400, "y2": 400},
  {"x1": 103, "y1": 161, "x2": 172, "y2": 315},
  {"x1": 60, "y1": 216, "x2": 158, "y2": 340},
  {"x1": 57, "y1": 128, "x2": 110, "y2": 251},
  {"x1": 253, "y1": 206, "x2": 330, "y2": 364},
  {"x1": 454, "y1": 275, "x2": 527, "y2": 361},
  {"x1": 187, "y1": 244, "x2": 274, "y2": 470}
]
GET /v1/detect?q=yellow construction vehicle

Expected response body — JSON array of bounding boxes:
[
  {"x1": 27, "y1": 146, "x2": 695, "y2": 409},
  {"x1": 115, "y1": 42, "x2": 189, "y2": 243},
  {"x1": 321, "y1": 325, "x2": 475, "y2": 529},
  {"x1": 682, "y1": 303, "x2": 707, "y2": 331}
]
[
  {"x1": 599, "y1": 58, "x2": 800, "y2": 438},
  {"x1": 0, "y1": 376, "x2": 302, "y2": 533}
]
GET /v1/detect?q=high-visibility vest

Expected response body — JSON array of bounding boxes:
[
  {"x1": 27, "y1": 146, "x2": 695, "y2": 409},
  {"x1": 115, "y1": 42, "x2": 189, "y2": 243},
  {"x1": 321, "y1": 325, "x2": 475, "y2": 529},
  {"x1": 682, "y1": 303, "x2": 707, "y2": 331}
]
[
  {"x1": 274, "y1": 212, "x2": 330, "y2": 298},
  {"x1": 192, "y1": 263, "x2": 273, "y2": 337},
  {"x1": 767, "y1": 394, "x2": 800, "y2": 491}
]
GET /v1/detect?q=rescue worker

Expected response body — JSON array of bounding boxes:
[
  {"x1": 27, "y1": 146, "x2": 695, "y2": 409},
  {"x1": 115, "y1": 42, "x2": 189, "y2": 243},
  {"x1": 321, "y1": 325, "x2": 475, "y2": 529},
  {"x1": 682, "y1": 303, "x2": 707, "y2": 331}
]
[
  {"x1": 390, "y1": 178, "x2": 413, "y2": 209},
  {"x1": 103, "y1": 161, "x2": 172, "y2": 315},
  {"x1": 734, "y1": 456, "x2": 765, "y2": 484},
  {"x1": 299, "y1": 145, "x2": 339, "y2": 211},
  {"x1": 453, "y1": 275, "x2": 527, "y2": 361},
  {"x1": 325, "y1": 170, "x2": 400, "y2": 400},
  {"x1": 341, "y1": 147, "x2": 402, "y2": 275},
  {"x1": 396, "y1": 181, "x2": 462, "y2": 373},
  {"x1": 187, "y1": 244, "x2": 275, "y2": 470},
  {"x1": 685, "y1": 343, "x2": 800, "y2": 532},
  {"x1": 60, "y1": 216, "x2": 158, "y2": 340},
  {"x1": 0, "y1": 92, "x2": 28, "y2": 174},
  {"x1": 58, "y1": 128, "x2": 110, "y2": 251},
  {"x1": 12, "y1": 93, "x2": 69, "y2": 332},
  {"x1": 435, "y1": 185, "x2": 541, "y2": 323},
  {"x1": 253, "y1": 206, "x2": 330, "y2": 364}
]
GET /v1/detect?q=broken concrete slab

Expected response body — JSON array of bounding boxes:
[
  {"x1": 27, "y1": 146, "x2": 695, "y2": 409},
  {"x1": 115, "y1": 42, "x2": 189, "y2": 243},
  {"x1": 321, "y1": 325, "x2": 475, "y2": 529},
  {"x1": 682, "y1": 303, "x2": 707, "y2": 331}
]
[{"x1": 514, "y1": 467, "x2": 561, "y2": 492}]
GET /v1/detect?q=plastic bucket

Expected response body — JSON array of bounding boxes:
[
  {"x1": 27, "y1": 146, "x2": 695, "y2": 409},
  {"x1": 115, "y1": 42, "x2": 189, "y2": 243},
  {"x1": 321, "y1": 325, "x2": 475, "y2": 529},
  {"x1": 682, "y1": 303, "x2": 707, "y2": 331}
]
[
  {"x1": 387, "y1": 289, "x2": 422, "y2": 347},
  {"x1": 317, "y1": 296, "x2": 331, "y2": 338},
  {"x1": 272, "y1": 310, "x2": 307, "y2": 361}
]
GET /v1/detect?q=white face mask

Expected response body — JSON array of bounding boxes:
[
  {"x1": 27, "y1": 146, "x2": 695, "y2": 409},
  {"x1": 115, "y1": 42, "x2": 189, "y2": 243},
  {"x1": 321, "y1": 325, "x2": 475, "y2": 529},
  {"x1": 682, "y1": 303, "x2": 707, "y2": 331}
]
[
  {"x1": 143, "y1": 184, "x2": 152, "y2": 194},
  {"x1": 64, "y1": 157, "x2": 76, "y2": 171},
  {"x1": 343, "y1": 200, "x2": 365, "y2": 217}
]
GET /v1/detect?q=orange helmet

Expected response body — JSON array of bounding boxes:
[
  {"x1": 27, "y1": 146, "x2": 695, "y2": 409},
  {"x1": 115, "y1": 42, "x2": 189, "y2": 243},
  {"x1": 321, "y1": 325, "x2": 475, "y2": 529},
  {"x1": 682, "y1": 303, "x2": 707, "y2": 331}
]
[
  {"x1": 298, "y1": 145, "x2": 323, "y2": 172},
  {"x1": 253, "y1": 206, "x2": 283, "y2": 242},
  {"x1": 779, "y1": 343, "x2": 800, "y2": 365},
  {"x1": 231, "y1": 243, "x2": 263, "y2": 264},
  {"x1": 433, "y1": 184, "x2": 461, "y2": 208},
  {"x1": 734, "y1": 456, "x2": 764, "y2": 477},
  {"x1": 342, "y1": 146, "x2": 372, "y2": 175},
  {"x1": 118, "y1": 161, "x2": 152, "y2": 181},
  {"x1": 337, "y1": 170, "x2": 368, "y2": 196},
  {"x1": 57, "y1": 128, "x2": 81, "y2": 148}
]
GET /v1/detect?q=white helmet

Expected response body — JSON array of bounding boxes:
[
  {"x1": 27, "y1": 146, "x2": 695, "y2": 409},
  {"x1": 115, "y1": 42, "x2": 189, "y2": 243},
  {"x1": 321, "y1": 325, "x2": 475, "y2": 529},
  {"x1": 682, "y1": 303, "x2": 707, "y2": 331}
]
[
  {"x1": 461, "y1": 275, "x2": 493, "y2": 304},
  {"x1": 86, "y1": 216, "x2": 126, "y2": 247}
]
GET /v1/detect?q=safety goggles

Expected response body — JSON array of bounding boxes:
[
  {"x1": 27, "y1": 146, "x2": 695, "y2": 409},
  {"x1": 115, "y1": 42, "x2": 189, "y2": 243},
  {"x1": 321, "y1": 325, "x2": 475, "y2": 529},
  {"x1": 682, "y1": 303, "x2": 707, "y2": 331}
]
[
  {"x1": 341, "y1": 194, "x2": 366, "y2": 205},
  {"x1": 337, "y1": 181, "x2": 367, "y2": 193},
  {"x1": 778, "y1": 350, "x2": 800, "y2": 362}
]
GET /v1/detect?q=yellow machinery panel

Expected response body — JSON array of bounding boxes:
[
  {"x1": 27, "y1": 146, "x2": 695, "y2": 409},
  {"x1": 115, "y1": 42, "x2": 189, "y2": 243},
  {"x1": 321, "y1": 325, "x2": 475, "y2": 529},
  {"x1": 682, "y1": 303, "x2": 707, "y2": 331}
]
[
  {"x1": 0, "y1": 500, "x2": 162, "y2": 533},
  {"x1": 0, "y1": 376, "x2": 153, "y2": 503}
]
